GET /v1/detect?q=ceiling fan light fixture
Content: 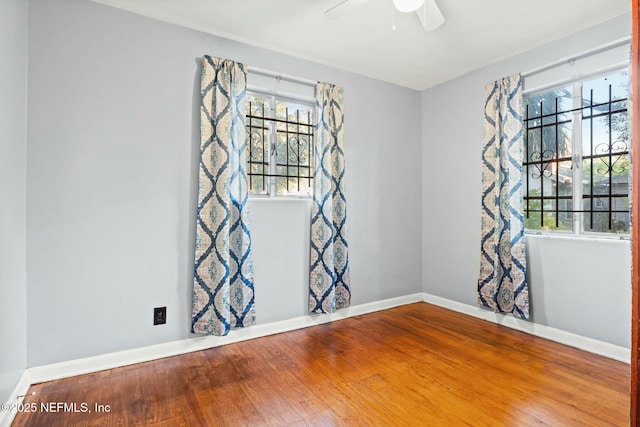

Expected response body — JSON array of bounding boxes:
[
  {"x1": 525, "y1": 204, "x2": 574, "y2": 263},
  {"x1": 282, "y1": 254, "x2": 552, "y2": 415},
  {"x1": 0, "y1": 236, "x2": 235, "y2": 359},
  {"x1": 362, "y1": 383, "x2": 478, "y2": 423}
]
[
  {"x1": 417, "y1": 0, "x2": 445, "y2": 31},
  {"x1": 393, "y1": 0, "x2": 424, "y2": 13},
  {"x1": 325, "y1": 0, "x2": 369, "y2": 19}
]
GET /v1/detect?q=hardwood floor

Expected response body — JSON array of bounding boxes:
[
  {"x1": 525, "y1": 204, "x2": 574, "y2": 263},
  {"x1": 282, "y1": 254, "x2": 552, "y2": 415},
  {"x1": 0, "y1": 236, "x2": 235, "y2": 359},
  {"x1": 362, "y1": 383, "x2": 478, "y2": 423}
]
[{"x1": 12, "y1": 303, "x2": 629, "y2": 426}]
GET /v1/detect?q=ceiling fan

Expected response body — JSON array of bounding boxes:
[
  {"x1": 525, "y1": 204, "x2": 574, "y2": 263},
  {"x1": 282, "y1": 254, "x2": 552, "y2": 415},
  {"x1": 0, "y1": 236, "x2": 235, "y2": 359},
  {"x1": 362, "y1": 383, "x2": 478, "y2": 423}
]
[{"x1": 325, "y1": 0, "x2": 445, "y2": 32}]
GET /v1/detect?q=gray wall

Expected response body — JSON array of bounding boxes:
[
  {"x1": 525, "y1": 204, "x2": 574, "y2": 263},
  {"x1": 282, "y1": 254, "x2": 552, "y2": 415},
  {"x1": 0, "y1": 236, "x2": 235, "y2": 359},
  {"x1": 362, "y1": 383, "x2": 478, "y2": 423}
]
[
  {"x1": 23, "y1": 0, "x2": 628, "y2": 370},
  {"x1": 0, "y1": 0, "x2": 28, "y2": 403},
  {"x1": 421, "y1": 13, "x2": 631, "y2": 347},
  {"x1": 26, "y1": 0, "x2": 422, "y2": 366}
]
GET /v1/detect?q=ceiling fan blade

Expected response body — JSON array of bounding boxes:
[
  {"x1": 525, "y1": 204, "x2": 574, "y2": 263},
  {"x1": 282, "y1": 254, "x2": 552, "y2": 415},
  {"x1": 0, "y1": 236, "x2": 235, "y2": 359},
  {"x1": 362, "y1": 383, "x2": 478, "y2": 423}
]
[
  {"x1": 324, "y1": 0, "x2": 369, "y2": 19},
  {"x1": 417, "y1": 0, "x2": 445, "y2": 31}
]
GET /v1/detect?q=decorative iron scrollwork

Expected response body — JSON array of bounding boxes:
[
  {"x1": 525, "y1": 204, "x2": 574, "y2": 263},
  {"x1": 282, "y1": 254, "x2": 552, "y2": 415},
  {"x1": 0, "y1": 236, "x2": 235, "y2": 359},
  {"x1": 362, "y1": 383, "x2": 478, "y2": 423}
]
[
  {"x1": 594, "y1": 140, "x2": 629, "y2": 175},
  {"x1": 529, "y1": 150, "x2": 555, "y2": 179},
  {"x1": 250, "y1": 130, "x2": 265, "y2": 161},
  {"x1": 287, "y1": 136, "x2": 309, "y2": 165}
]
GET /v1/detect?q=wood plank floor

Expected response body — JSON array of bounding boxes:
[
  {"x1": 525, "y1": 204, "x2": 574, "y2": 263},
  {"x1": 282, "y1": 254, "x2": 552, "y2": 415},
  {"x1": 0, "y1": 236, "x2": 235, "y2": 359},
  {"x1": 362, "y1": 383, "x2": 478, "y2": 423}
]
[{"x1": 12, "y1": 303, "x2": 629, "y2": 426}]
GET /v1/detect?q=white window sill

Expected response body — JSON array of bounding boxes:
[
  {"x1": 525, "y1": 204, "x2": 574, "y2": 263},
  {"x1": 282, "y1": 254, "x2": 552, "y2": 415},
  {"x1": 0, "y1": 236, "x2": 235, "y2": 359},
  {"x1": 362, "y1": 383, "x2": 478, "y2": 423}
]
[
  {"x1": 524, "y1": 231, "x2": 630, "y2": 244},
  {"x1": 248, "y1": 196, "x2": 312, "y2": 203}
]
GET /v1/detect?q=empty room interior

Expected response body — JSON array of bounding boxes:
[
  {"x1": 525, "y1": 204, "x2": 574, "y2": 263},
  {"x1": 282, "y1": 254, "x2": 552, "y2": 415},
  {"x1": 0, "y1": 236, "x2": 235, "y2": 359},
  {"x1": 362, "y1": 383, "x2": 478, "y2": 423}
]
[{"x1": 1, "y1": 0, "x2": 638, "y2": 425}]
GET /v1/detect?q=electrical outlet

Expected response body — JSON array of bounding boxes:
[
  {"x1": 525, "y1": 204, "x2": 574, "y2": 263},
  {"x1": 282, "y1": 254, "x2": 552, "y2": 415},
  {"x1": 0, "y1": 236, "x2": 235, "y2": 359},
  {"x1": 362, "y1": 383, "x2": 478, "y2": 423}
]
[{"x1": 154, "y1": 307, "x2": 166, "y2": 325}]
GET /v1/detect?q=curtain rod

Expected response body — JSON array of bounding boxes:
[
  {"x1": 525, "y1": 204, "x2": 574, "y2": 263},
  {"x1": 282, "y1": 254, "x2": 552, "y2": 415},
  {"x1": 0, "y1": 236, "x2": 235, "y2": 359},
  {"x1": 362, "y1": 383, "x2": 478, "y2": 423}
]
[
  {"x1": 248, "y1": 66, "x2": 318, "y2": 88},
  {"x1": 521, "y1": 35, "x2": 631, "y2": 78}
]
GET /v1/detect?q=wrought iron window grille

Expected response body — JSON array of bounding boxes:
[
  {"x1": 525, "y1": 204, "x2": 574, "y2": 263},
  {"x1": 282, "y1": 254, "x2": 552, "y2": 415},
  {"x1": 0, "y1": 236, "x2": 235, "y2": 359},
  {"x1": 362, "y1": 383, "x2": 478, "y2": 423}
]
[
  {"x1": 246, "y1": 94, "x2": 314, "y2": 197},
  {"x1": 523, "y1": 72, "x2": 630, "y2": 235}
]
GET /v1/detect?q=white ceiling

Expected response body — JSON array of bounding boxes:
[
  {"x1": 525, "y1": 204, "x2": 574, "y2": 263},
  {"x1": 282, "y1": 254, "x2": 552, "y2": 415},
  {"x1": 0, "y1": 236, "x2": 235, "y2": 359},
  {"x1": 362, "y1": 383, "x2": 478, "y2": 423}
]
[{"x1": 90, "y1": 0, "x2": 630, "y2": 90}]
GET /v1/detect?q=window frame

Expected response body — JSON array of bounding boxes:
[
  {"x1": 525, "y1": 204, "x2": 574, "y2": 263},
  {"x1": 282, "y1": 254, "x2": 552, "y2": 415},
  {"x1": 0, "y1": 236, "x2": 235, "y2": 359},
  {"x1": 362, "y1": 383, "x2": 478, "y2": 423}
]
[{"x1": 522, "y1": 67, "x2": 630, "y2": 239}]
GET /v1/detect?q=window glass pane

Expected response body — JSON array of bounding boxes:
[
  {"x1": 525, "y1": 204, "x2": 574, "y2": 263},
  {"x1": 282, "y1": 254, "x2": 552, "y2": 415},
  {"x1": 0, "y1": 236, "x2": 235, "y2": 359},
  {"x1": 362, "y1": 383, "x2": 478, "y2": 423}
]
[
  {"x1": 556, "y1": 215, "x2": 573, "y2": 231},
  {"x1": 611, "y1": 112, "x2": 629, "y2": 154},
  {"x1": 247, "y1": 94, "x2": 271, "y2": 195},
  {"x1": 523, "y1": 88, "x2": 573, "y2": 234},
  {"x1": 612, "y1": 100, "x2": 627, "y2": 113},
  {"x1": 274, "y1": 99, "x2": 313, "y2": 196},
  {"x1": 583, "y1": 210, "x2": 629, "y2": 234},
  {"x1": 557, "y1": 161, "x2": 572, "y2": 197},
  {"x1": 276, "y1": 175, "x2": 287, "y2": 194},
  {"x1": 583, "y1": 71, "x2": 628, "y2": 105},
  {"x1": 524, "y1": 211, "x2": 542, "y2": 230},
  {"x1": 526, "y1": 87, "x2": 572, "y2": 116},
  {"x1": 612, "y1": 165, "x2": 630, "y2": 195},
  {"x1": 248, "y1": 96, "x2": 269, "y2": 127},
  {"x1": 580, "y1": 71, "x2": 629, "y2": 234},
  {"x1": 525, "y1": 87, "x2": 572, "y2": 163},
  {"x1": 276, "y1": 100, "x2": 313, "y2": 123}
]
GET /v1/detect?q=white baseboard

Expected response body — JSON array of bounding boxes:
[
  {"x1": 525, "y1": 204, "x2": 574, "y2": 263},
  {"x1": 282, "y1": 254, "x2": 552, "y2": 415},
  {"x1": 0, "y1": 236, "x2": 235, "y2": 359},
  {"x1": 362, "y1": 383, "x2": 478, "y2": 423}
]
[
  {"x1": 7, "y1": 290, "x2": 628, "y2": 425},
  {"x1": 28, "y1": 293, "x2": 424, "y2": 385},
  {"x1": 421, "y1": 292, "x2": 631, "y2": 363},
  {"x1": 0, "y1": 370, "x2": 31, "y2": 427}
]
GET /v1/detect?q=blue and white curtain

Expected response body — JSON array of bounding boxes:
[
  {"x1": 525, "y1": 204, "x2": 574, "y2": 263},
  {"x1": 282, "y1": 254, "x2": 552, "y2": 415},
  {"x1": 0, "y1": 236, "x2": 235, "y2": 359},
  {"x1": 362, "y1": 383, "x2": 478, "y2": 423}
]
[
  {"x1": 309, "y1": 83, "x2": 351, "y2": 314},
  {"x1": 192, "y1": 55, "x2": 256, "y2": 335},
  {"x1": 477, "y1": 74, "x2": 530, "y2": 320}
]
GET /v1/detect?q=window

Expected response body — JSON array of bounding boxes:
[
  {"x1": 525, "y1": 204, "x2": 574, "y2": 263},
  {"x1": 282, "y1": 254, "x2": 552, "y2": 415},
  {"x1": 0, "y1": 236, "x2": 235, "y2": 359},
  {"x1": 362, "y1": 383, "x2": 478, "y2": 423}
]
[
  {"x1": 523, "y1": 70, "x2": 630, "y2": 235},
  {"x1": 246, "y1": 92, "x2": 314, "y2": 197}
]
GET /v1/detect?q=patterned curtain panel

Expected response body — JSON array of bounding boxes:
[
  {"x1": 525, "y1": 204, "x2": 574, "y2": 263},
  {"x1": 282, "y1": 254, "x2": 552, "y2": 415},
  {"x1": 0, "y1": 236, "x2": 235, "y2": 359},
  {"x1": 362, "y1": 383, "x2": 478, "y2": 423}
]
[
  {"x1": 477, "y1": 74, "x2": 530, "y2": 320},
  {"x1": 309, "y1": 83, "x2": 351, "y2": 314},
  {"x1": 192, "y1": 55, "x2": 256, "y2": 335}
]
